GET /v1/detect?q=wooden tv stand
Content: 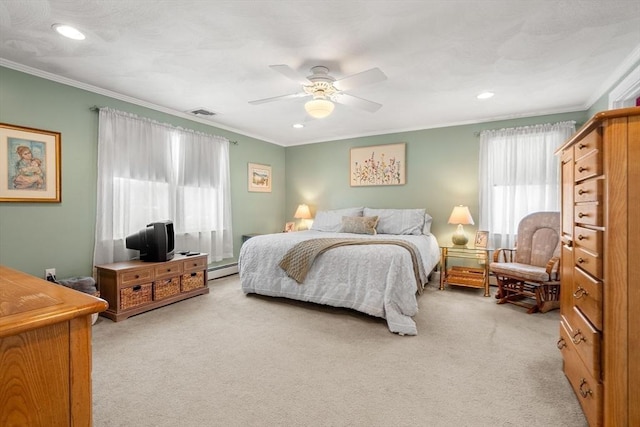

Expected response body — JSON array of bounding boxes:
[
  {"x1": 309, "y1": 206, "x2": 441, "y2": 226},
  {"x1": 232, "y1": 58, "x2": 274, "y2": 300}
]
[{"x1": 96, "y1": 253, "x2": 209, "y2": 321}]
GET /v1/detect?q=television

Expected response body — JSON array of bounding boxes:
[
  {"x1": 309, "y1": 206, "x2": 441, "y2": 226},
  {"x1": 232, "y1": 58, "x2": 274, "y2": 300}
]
[{"x1": 125, "y1": 220, "x2": 175, "y2": 262}]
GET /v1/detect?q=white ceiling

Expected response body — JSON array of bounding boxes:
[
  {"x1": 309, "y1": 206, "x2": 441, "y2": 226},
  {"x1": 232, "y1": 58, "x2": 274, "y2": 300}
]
[{"x1": 1, "y1": 1, "x2": 639, "y2": 146}]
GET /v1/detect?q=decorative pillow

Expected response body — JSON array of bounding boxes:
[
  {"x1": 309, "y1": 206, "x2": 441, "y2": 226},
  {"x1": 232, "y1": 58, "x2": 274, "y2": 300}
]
[
  {"x1": 363, "y1": 208, "x2": 425, "y2": 235},
  {"x1": 339, "y1": 216, "x2": 379, "y2": 235},
  {"x1": 310, "y1": 207, "x2": 364, "y2": 232},
  {"x1": 423, "y1": 213, "x2": 434, "y2": 235}
]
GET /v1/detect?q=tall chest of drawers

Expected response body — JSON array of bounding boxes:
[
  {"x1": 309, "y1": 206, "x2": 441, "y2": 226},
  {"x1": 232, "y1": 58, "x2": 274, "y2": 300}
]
[{"x1": 555, "y1": 107, "x2": 639, "y2": 426}]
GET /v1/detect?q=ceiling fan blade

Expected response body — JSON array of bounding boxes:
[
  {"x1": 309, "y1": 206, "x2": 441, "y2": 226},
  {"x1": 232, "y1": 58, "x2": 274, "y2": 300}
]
[
  {"x1": 249, "y1": 92, "x2": 309, "y2": 105},
  {"x1": 269, "y1": 64, "x2": 310, "y2": 84},
  {"x1": 333, "y1": 68, "x2": 387, "y2": 91},
  {"x1": 333, "y1": 93, "x2": 382, "y2": 113}
]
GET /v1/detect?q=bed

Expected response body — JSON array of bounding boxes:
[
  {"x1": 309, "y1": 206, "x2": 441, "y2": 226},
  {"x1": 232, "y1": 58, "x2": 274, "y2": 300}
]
[{"x1": 239, "y1": 207, "x2": 440, "y2": 335}]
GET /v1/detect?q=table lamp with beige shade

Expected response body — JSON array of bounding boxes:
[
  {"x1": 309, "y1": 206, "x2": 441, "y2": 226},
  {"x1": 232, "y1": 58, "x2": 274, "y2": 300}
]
[
  {"x1": 448, "y1": 205, "x2": 474, "y2": 247},
  {"x1": 293, "y1": 204, "x2": 312, "y2": 230}
]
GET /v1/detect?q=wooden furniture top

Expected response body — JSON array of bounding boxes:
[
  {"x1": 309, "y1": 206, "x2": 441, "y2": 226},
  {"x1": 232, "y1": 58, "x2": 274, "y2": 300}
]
[
  {"x1": 555, "y1": 106, "x2": 640, "y2": 154},
  {"x1": 0, "y1": 265, "x2": 108, "y2": 338},
  {"x1": 95, "y1": 253, "x2": 206, "y2": 271}
]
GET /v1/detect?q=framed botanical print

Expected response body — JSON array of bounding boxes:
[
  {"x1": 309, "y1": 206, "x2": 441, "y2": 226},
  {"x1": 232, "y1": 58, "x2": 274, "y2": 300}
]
[
  {"x1": 0, "y1": 123, "x2": 61, "y2": 202},
  {"x1": 350, "y1": 143, "x2": 405, "y2": 186}
]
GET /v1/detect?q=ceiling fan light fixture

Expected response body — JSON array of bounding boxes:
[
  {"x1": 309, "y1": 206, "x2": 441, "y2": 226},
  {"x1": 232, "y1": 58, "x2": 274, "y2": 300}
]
[{"x1": 304, "y1": 99, "x2": 335, "y2": 119}]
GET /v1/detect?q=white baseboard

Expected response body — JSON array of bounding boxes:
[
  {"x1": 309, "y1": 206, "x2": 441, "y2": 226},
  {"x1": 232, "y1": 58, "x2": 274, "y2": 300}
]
[{"x1": 208, "y1": 263, "x2": 238, "y2": 279}]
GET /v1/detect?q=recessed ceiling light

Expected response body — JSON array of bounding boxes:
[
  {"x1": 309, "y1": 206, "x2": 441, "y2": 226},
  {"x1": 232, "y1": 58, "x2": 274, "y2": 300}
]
[
  {"x1": 477, "y1": 91, "x2": 494, "y2": 100},
  {"x1": 292, "y1": 123, "x2": 304, "y2": 129},
  {"x1": 52, "y1": 24, "x2": 85, "y2": 40}
]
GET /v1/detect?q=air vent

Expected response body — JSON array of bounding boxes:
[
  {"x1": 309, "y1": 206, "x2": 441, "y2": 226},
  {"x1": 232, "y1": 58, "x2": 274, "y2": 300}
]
[{"x1": 187, "y1": 108, "x2": 217, "y2": 117}]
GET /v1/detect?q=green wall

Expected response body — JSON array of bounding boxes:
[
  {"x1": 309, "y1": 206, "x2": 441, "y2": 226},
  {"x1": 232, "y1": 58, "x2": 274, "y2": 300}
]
[
  {"x1": 284, "y1": 111, "x2": 588, "y2": 246},
  {"x1": 6, "y1": 61, "x2": 630, "y2": 279},
  {"x1": 0, "y1": 66, "x2": 285, "y2": 278}
]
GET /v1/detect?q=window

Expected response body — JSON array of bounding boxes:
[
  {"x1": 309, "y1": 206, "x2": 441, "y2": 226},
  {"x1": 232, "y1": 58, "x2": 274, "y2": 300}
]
[
  {"x1": 478, "y1": 121, "x2": 575, "y2": 248},
  {"x1": 93, "y1": 108, "x2": 233, "y2": 265}
]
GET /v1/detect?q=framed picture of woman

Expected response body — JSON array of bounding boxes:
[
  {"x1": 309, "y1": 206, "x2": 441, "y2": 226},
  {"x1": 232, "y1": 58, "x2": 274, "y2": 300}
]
[{"x1": 0, "y1": 123, "x2": 61, "y2": 202}]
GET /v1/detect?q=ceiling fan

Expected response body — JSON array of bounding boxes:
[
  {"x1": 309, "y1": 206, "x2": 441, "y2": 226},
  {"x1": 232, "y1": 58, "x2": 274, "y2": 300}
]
[{"x1": 249, "y1": 65, "x2": 387, "y2": 119}]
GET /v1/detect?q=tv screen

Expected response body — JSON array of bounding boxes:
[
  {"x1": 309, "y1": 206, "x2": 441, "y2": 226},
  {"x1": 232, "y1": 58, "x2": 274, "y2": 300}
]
[{"x1": 125, "y1": 220, "x2": 175, "y2": 262}]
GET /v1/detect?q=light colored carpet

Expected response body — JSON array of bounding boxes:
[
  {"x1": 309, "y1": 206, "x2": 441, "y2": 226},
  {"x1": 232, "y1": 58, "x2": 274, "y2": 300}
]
[{"x1": 91, "y1": 275, "x2": 587, "y2": 427}]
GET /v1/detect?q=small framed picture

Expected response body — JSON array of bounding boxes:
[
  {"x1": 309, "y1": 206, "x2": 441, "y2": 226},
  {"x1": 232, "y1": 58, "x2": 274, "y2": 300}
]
[
  {"x1": 474, "y1": 230, "x2": 489, "y2": 248},
  {"x1": 284, "y1": 222, "x2": 295, "y2": 232},
  {"x1": 248, "y1": 162, "x2": 271, "y2": 193}
]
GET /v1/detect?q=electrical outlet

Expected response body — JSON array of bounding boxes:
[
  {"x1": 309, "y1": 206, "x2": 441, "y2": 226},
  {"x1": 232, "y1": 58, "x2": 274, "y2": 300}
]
[{"x1": 45, "y1": 268, "x2": 56, "y2": 279}]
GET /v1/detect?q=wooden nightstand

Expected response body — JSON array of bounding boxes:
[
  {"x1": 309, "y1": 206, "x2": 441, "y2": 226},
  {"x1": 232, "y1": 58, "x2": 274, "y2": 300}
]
[
  {"x1": 242, "y1": 234, "x2": 261, "y2": 244},
  {"x1": 439, "y1": 246, "x2": 491, "y2": 296}
]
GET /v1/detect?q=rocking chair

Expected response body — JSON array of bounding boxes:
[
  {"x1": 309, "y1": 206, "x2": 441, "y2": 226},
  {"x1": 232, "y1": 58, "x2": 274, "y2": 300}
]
[{"x1": 490, "y1": 212, "x2": 561, "y2": 314}]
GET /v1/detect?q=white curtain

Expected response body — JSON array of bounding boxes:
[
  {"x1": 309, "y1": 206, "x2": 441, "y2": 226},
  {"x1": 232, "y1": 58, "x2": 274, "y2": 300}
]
[
  {"x1": 93, "y1": 108, "x2": 233, "y2": 265},
  {"x1": 478, "y1": 121, "x2": 575, "y2": 249}
]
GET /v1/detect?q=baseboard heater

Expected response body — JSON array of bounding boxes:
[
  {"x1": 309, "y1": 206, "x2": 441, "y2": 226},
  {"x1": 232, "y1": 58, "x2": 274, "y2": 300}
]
[{"x1": 208, "y1": 263, "x2": 238, "y2": 279}]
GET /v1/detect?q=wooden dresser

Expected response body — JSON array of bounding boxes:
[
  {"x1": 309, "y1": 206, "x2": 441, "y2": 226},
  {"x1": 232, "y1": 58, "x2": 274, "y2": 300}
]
[
  {"x1": 95, "y1": 253, "x2": 209, "y2": 321},
  {"x1": 555, "y1": 106, "x2": 639, "y2": 426},
  {"x1": 0, "y1": 265, "x2": 108, "y2": 426}
]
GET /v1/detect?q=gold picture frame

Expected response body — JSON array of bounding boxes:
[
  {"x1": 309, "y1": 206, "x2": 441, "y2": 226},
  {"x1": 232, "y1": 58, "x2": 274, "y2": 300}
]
[
  {"x1": 350, "y1": 142, "x2": 406, "y2": 186},
  {"x1": 248, "y1": 162, "x2": 272, "y2": 193},
  {"x1": 474, "y1": 230, "x2": 489, "y2": 249},
  {"x1": 0, "y1": 123, "x2": 61, "y2": 203}
]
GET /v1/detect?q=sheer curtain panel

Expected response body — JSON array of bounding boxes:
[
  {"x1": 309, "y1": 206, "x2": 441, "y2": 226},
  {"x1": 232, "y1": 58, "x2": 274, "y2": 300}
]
[
  {"x1": 478, "y1": 121, "x2": 575, "y2": 249},
  {"x1": 93, "y1": 108, "x2": 233, "y2": 265}
]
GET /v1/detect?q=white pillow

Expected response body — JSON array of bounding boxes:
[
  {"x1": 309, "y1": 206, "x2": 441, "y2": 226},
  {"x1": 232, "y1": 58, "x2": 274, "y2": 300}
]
[
  {"x1": 310, "y1": 207, "x2": 364, "y2": 232},
  {"x1": 423, "y1": 213, "x2": 433, "y2": 235},
  {"x1": 363, "y1": 208, "x2": 425, "y2": 235}
]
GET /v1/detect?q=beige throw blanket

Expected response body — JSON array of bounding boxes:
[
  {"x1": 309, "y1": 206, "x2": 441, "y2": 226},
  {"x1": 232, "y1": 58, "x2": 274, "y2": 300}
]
[{"x1": 278, "y1": 238, "x2": 424, "y2": 294}]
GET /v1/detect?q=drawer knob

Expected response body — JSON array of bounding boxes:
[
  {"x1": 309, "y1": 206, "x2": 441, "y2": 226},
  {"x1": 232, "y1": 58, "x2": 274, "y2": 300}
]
[
  {"x1": 573, "y1": 287, "x2": 589, "y2": 299},
  {"x1": 556, "y1": 337, "x2": 566, "y2": 349},
  {"x1": 133, "y1": 285, "x2": 142, "y2": 291},
  {"x1": 577, "y1": 189, "x2": 585, "y2": 195},
  {"x1": 578, "y1": 166, "x2": 586, "y2": 172},
  {"x1": 572, "y1": 330, "x2": 586, "y2": 345},
  {"x1": 577, "y1": 257, "x2": 585, "y2": 264},
  {"x1": 578, "y1": 235, "x2": 585, "y2": 240},
  {"x1": 578, "y1": 143, "x2": 586, "y2": 150},
  {"x1": 167, "y1": 268, "x2": 172, "y2": 272},
  {"x1": 579, "y1": 378, "x2": 593, "y2": 398},
  {"x1": 578, "y1": 212, "x2": 586, "y2": 218},
  {"x1": 135, "y1": 275, "x2": 140, "y2": 279}
]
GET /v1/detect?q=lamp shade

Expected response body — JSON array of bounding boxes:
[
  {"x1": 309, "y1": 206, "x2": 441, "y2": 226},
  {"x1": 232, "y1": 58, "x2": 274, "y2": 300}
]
[
  {"x1": 294, "y1": 204, "x2": 312, "y2": 219},
  {"x1": 448, "y1": 205, "x2": 474, "y2": 225},
  {"x1": 304, "y1": 99, "x2": 335, "y2": 119}
]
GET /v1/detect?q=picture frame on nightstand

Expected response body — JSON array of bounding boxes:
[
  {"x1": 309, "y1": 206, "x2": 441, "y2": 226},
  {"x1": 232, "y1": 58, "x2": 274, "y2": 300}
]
[{"x1": 474, "y1": 230, "x2": 489, "y2": 248}]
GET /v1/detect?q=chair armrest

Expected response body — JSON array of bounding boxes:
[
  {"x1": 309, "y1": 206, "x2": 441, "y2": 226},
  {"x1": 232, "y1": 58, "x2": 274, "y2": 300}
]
[
  {"x1": 493, "y1": 248, "x2": 516, "y2": 263},
  {"x1": 546, "y1": 256, "x2": 561, "y2": 280}
]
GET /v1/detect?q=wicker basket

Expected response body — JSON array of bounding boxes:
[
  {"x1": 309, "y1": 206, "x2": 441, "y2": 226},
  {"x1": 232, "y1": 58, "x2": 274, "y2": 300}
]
[
  {"x1": 120, "y1": 283, "x2": 153, "y2": 310},
  {"x1": 181, "y1": 271, "x2": 205, "y2": 292},
  {"x1": 154, "y1": 277, "x2": 181, "y2": 301}
]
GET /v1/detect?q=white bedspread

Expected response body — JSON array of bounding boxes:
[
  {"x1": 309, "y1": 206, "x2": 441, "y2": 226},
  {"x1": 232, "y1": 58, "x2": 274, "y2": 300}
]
[{"x1": 239, "y1": 230, "x2": 440, "y2": 335}]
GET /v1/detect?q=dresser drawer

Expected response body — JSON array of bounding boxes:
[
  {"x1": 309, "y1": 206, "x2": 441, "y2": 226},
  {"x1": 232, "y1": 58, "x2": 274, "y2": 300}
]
[
  {"x1": 183, "y1": 255, "x2": 207, "y2": 272},
  {"x1": 154, "y1": 261, "x2": 182, "y2": 280},
  {"x1": 573, "y1": 128, "x2": 601, "y2": 161},
  {"x1": 574, "y1": 151, "x2": 602, "y2": 182},
  {"x1": 574, "y1": 246, "x2": 602, "y2": 279},
  {"x1": 574, "y1": 204, "x2": 602, "y2": 227},
  {"x1": 574, "y1": 179, "x2": 603, "y2": 203},
  {"x1": 574, "y1": 226, "x2": 602, "y2": 254},
  {"x1": 573, "y1": 267, "x2": 602, "y2": 331},
  {"x1": 120, "y1": 268, "x2": 153, "y2": 285},
  {"x1": 567, "y1": 307, "x2": 601, "y2": 377},
  {"x1": 559, "y1": 320, "x2": 602, "y2": 427}
]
